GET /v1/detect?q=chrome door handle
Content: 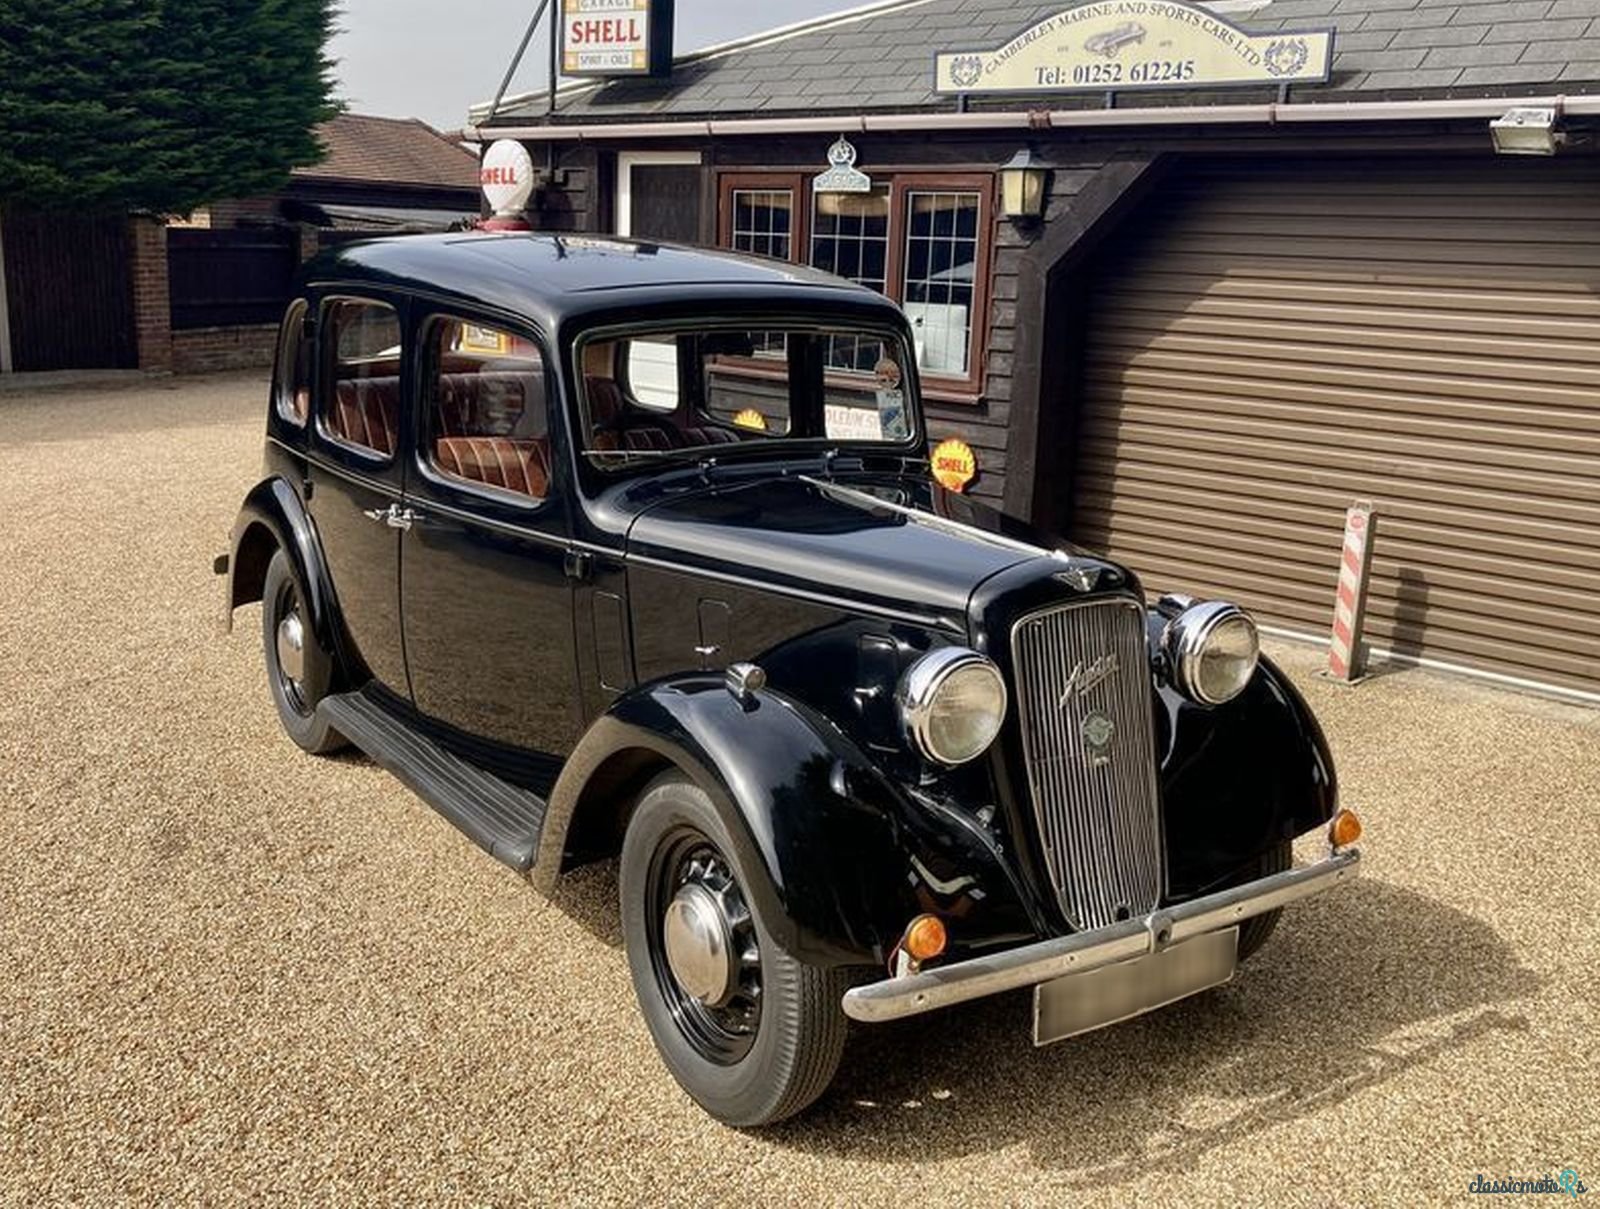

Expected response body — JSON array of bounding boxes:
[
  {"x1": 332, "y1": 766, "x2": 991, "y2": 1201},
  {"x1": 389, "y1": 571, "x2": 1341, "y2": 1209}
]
[{"x1": 363, "y1": 504, "x2": 420, "y2": 531}]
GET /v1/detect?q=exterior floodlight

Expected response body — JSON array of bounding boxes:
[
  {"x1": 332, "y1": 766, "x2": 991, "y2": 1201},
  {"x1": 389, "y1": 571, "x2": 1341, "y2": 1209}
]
[{"x1": 1490, "y1": 107, "x2": 1563, "y2": 156}]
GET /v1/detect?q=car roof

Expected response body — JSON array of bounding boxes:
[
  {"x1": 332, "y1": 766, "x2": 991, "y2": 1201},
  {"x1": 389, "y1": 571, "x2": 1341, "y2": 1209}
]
[{"x1": 300, "y1": 232, "x2": 903, "y2": 332}]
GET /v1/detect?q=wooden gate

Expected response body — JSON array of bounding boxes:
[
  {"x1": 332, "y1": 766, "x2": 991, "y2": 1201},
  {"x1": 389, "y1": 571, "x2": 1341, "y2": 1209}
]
[
  {"x1": 0, "y1": 209, "x2": 137, "y2": 372},
  {"x1": 167, "y1": 227, "x2": 300, "y2": 330}
]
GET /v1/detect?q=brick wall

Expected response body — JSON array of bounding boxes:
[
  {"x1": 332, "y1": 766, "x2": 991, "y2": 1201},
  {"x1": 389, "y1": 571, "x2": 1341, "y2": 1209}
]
[
  {"x1": 130, "y1": 220, "x2": 320, "y2": 375},
  {"x1": 171, "y1": 324, "x2": 279, "y2": 374},
  {"x1": 128, "y1": 216, "x2": 172, "y2": 373}
]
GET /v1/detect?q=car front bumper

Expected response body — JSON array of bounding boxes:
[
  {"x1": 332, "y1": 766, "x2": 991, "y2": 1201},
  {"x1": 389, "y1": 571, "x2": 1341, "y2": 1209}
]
[{"x1": 841, "y1": 847, "x2": 1361, "y2": 1023}]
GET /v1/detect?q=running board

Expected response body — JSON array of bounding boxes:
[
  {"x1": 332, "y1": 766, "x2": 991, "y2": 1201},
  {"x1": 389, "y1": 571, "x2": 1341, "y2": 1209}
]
[{"x1": 317, "y1": 689, "x2": 545, "y2": 871}]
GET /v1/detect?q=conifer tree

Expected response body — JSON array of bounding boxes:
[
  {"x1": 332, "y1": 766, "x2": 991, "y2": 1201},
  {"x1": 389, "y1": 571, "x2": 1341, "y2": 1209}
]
[{"x1": 0, "y1": 0, "x2": 341, "y2": 213}]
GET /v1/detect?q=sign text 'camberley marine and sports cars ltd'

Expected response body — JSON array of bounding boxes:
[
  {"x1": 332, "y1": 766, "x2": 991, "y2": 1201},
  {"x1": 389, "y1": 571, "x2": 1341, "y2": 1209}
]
[
  {"x1": 561, "y1": 0, "x2": 675, "y2": 78},
  {"x1": 934, "y1": 0, "x2": 1333, "y2": 95}
]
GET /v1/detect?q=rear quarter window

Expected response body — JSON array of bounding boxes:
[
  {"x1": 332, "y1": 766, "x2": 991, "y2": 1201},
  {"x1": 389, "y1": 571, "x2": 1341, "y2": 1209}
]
[{"x1": 272, "y1": 300, "x2": 312, "y2": 426}]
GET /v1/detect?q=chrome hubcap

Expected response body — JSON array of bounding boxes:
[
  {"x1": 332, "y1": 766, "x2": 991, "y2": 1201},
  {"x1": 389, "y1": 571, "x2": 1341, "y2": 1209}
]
[
  {"x1": 647, "y1": 839, "x2": 763, "y2": 1065},
  {"x1": 663, "y1": 883, "x2": 735, "y2": 1006},
  {"x1": 276, "y1": 612, "x2": 306, "y2": 686}
]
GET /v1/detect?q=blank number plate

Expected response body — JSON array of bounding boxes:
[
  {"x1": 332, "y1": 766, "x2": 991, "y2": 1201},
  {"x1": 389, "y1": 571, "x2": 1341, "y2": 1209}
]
[{"x1": 1033, "y1": 927, "x2": 1239, "y2": 1046}]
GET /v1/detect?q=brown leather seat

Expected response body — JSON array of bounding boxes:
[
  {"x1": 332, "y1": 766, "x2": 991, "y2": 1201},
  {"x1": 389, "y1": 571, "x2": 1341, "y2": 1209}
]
[
  {"x1": 435, "y1": 436, "x2": 550, "y2": 500},
  {"x1": 437, "y1": 371, "x2": 545, "y2": 438},
  {"x1": 331, "y1": 377, "x2": 400, "y2": 456},
  {"x1": 682, "y1": 426, "x2": 743, "y2": 446},
  {"x1": 586, "y1": 375, "x2": 685, "y2": 450}
]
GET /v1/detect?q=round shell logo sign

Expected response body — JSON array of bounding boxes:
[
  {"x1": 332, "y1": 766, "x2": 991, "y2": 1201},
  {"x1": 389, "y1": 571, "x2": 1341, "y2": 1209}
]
[
  {"x1": 732, "y1": 408, "x2": 769, "y2": 431},
  {"x1": 930, "y1": 438, "x2": 977, "y2": 492}
]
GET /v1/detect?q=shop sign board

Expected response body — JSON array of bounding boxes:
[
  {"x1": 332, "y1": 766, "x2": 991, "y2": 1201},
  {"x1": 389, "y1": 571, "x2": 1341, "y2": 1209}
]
[
  {"x1": 933, "y1": 1, "x2": 1333, "y2": 95},
  {"x1": 562, "y1": 0, "x2": 676, "y2": 78}
]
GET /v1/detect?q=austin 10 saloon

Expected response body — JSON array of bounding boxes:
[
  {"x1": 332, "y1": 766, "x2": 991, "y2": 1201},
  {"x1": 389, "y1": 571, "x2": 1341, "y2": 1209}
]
[{"x1": 220, "y1": 233, "x2": 1362, "y2": 1126}]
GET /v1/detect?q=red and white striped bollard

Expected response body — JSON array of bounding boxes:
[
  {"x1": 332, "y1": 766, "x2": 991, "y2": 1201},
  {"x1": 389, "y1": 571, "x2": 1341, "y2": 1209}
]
[{"x1": 1328, "y1": 501, "x2": 1377, "y2": 682}]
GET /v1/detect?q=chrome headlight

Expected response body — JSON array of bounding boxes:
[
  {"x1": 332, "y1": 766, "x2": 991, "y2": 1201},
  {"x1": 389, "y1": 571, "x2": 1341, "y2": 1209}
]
[
  {"x1": 897, "y1": 647, "x2": 1008, "y2": 766},
  {"x1": 1163, "y1": 601, "x2": 1260, "y2": 705}
]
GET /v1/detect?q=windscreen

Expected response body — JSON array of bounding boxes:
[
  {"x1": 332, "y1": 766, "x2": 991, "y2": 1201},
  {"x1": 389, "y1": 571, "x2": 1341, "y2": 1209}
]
[{"x1": 578, "y1": 324, "x2": 917, "y2": 466}]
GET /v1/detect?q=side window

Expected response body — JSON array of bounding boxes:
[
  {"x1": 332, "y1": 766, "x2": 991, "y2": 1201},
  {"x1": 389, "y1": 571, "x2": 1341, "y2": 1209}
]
[
  {"x1": 273, "y1": 300, "x2": 312, "y2": 425},
  {"x1": 321, "y1": 298, "x2": 402, "y2": 459},
  {"x1": 425, "y1": 318, "x2": 550, "y2": 502}
]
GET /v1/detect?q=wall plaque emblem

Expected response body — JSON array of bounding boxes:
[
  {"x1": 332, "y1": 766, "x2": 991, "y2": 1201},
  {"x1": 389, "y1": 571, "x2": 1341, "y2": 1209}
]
[
  {"x1": 813, "y1": 137, "x2": 873, "y2": 195},
  {"x1": 934, "y1": 1, "x2": 1334, "y2": 95}
]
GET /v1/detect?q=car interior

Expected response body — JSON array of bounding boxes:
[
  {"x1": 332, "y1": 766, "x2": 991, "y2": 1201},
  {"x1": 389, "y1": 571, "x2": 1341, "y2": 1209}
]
[{"x1": 320, "y1": 306, "x2": 553, "y2": 502}]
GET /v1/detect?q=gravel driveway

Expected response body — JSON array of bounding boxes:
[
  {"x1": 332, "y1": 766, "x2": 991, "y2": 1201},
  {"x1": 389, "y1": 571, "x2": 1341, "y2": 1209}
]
[{"x1": 2, "y1": 374, "x2": 1596, "y2": 1205}]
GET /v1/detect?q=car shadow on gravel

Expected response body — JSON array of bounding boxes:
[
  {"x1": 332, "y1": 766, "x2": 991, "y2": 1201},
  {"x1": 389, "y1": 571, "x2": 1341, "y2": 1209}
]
[{"x1": 768, "y1": 877, "x2": 1540, "y2": 1185}]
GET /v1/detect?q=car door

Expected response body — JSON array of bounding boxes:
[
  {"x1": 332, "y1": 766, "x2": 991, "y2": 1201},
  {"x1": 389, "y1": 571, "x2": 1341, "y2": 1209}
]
[
  {"x1": 306, "y1": 293, "x2": 410, "y2": 693},
  {"x1": 398, "y1": 310, "x2": 582, "y2": 765}
]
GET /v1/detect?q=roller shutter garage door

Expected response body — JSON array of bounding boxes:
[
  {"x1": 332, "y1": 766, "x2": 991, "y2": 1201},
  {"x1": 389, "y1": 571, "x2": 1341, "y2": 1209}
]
[{"x1": 1071, "y1": 157, "x2": 1600, "y2": 701}]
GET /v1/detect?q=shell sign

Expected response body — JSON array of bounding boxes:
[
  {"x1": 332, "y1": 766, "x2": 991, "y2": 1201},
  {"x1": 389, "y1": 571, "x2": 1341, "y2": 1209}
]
[
  {"x1": 934, "y1": 0, "x2": 1333, "y2": 95},
  {"x1": 561, "y1": 0, "x2": 675, "y2": 78},
  {"x1": 930, "y1": 438, "x2": 977, "y2": 493}
]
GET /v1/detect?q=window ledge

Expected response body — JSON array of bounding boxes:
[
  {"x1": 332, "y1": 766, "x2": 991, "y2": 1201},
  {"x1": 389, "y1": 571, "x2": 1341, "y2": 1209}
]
[{"x1": 922, "y1": 384, "x2": 984, "y2": 407}]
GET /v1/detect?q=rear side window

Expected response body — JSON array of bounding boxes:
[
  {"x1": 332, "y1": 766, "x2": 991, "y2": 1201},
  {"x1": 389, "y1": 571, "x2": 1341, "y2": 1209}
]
[
  {"x1": 273, "y1": 300, "x2": 312, "y2": 425},
  {"x1": 424, "y1": 317, "x2": 550, "y2": 502},
  {"x1": 321, "y1": 298, "x2": 402, "y2": 459}
]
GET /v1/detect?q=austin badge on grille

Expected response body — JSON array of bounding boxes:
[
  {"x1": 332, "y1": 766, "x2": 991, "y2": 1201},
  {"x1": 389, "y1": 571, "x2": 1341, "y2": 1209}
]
[{"x1": 1081, "y1": 711, "x2": 1115, "y2": 766}]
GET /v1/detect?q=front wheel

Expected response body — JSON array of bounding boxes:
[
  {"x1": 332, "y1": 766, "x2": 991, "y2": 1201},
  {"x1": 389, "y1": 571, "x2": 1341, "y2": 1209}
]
[
  {"x1": 619, "y1": 772, "x2": 848, "y2": 1127},
  {"x1": 261, "y1": 549, "x2": 346, "y2": 755}
]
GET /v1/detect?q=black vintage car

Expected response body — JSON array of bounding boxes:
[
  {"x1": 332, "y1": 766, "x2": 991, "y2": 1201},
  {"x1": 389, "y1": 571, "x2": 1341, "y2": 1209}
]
[{"x1": 220, "y1": 233, "x2": 1362, "y2": 1126}]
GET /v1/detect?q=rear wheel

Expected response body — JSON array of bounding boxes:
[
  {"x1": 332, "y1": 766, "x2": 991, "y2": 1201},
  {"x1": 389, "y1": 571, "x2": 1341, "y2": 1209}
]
[
  {"x1": 262, "y1": 549, "x2": 346, "y2": 755},
  {"x1": 620, "y1": 772, "x2": 848, "y2": 1127},
  {"x1": 1236, "y1": 840, "x2": 1291, "y2": 962}
]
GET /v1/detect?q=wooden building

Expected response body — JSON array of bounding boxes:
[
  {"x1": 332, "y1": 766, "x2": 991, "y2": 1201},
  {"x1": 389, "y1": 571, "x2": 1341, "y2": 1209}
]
[{"x1": 469, "y1": 0, "x2": 1600, "y2": 702}]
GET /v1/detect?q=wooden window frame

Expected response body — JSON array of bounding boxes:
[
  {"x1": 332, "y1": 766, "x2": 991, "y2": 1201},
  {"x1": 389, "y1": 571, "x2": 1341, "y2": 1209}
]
[
  {"x1": 718, "y1": 173, "x2": 809, "y2": 260},
  {"x1": 715, "y1": 169, "x2": 996, "y2": 400}
]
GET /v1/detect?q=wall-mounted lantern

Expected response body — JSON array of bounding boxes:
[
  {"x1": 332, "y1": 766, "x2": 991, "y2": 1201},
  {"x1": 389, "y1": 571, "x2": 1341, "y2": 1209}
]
[{"x1": 999, "y1": 147, "x2": 1050, "y2": 221}]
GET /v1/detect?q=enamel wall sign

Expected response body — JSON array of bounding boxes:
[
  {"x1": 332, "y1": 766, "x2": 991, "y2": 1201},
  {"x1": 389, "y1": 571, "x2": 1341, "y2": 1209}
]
[
  {"x1": 813, "y1": 138, "x2": 873, "y2": 195},
  {"x1": 934, "y1": 1, "x2": 1334, "y2": 95},
  {"x1": 930, "y1": 438, "x2": 977, "y2": 493}
]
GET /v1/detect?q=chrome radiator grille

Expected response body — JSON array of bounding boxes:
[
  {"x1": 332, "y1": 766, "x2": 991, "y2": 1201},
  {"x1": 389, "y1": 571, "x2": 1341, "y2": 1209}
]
[{"x1": 1011, "y1": 598, "x2": 1164, "y2": 931}]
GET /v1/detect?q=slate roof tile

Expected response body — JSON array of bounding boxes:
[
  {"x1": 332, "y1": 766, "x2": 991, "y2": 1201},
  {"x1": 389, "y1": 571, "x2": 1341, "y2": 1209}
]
[
  {"x1": 483, "y1": 0, "x2": 1597, "y2": 125},
  {"x1": 1458, "y1": 58, "x2": 1586, "y2": 78},
  {"x1": 1422, "y1": 39, "x2": 1529, "y2": 62},
  {"x1": 1390, "y1": 21, "x2": 1492, "y2": 41},
  {"x1": 1360, "y1": 64, "x2": 1475, "y2": 82},
  {"x1": 1520, "y1": 34, "x2": 1591, "y2": 55},
  {"x1": 1454, "y1": 0, "x2": 1552, "y2": 19},
  {"x1": 1482, "y1": 15, "x2": 1591, "y2": 35}
]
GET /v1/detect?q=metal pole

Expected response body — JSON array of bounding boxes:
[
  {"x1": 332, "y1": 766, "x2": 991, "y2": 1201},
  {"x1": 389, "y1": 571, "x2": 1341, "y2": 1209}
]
[
  {"x1": 485, "y1": 0, "x2": 552, "y2": 124},
  {"x1": 548, "y1": 0, "x2": 560, "y2": 117},
  {"x1": 0, "y1": 212, "x2": 13, "y2": 373}
]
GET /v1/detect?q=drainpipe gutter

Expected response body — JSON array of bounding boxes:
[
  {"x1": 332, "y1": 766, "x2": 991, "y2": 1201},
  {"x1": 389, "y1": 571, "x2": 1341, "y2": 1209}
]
[{"x1": 463, "y1": 92, "x2": 1600, "y2": 142}]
